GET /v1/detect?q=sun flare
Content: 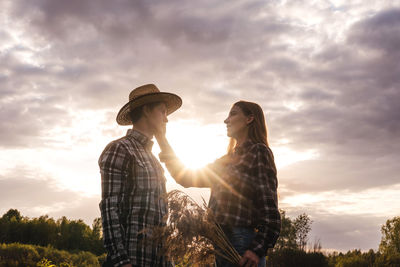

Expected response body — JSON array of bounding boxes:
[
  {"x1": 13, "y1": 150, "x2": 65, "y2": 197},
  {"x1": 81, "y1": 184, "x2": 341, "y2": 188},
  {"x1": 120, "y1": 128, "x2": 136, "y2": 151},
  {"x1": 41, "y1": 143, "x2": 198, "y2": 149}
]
[{"x1": 154, "y1": 120, "x2": 229, "y2": 169}]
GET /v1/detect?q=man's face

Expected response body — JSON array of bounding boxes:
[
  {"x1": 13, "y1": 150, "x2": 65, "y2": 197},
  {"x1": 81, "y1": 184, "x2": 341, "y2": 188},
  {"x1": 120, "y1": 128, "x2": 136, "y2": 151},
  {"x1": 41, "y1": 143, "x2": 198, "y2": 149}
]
[{"x1": 146, "y1": 102, "x2": 168, "y2": 134}]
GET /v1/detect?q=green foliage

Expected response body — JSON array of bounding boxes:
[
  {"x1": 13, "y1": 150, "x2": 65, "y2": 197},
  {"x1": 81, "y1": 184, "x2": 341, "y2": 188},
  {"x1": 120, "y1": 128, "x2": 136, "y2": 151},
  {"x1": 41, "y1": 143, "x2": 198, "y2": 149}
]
[
  {"x1": 269, "y1": 215, "x2": 400, "y2": 267},
  {"x1": 274, "y1": 210, "x2": 297, "y2": 250},
  {"x1": 374, "y1": 252, "x2": 400, "y2": 267},
  {"x1": 0, "y1": 243, "x2": 102, "y2": 267},
  {"x1": 328, "y1": 249, "x2": 374, "y2": 267},
  {"x1": 294, "y1": 213, "x2": 313, "y2": 251},
  {"x1": 267, "y1": 248, "x2": 328, "y2": 267},
  {"x1": 379, "y1": 216, "x2": 400, "y2": 255},
  {"x1": 0, "y1": 209, "x2": 104, "y2": 256},
  {"x1": 0, "y1": 242, "x2": 40, "y2": 266},
  {"x1": 274, "y1": 210, "x2": 313, "y2": 251},
  {"x1": 36, "y1": 258, "x2": 56, "y2": 267},
  {"x1": 2, "y1": 209, "x2": 399, "y2": 267},
  {"x1": 327, "y1": 249, "x2": 400, "y2": 267}
]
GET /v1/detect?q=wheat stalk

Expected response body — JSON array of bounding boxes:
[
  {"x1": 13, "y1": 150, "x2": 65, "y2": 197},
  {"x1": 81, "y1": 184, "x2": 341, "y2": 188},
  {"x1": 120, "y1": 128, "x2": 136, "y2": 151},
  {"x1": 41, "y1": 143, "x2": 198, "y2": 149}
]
[{"x1": 144, "y1": 190, "x2": 241, "y2": 266}]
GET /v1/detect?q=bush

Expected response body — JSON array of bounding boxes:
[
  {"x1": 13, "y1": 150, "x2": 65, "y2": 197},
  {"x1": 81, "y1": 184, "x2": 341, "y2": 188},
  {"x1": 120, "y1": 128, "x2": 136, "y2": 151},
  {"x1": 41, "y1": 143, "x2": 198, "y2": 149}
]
[
  {"x1": 0, "y1": 243, "x2": 101, "y2": 267},
  {"x1": 0, "y1": 243, "x2": 40, "y2": 266},
  {"x1": 374, "y1": 252, "x2": 400, "y2": 267},
  {"x1": 0, "y1": 210, "x2": 104, "y2": 256},
  {"x1": 267, "y1": 248, "x2": 328, "y2": 267}
]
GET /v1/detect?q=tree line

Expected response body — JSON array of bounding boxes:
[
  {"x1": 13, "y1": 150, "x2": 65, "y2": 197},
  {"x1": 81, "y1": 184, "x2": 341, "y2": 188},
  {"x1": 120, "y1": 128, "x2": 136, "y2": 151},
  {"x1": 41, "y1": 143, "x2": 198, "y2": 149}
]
[
  {"x1": 0, "y1": 209, "x2": 104, "y2": 256},
  {"x1": 0, "y1": 208, "x2": 399, "y2": 266}
]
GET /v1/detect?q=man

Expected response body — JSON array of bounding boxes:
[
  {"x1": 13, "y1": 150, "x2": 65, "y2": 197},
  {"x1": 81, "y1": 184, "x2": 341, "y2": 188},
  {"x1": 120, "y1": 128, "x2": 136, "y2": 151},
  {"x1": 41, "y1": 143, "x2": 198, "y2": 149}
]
[{"x1": 99, "y1": 84, "x2": 182, "y2": 267}]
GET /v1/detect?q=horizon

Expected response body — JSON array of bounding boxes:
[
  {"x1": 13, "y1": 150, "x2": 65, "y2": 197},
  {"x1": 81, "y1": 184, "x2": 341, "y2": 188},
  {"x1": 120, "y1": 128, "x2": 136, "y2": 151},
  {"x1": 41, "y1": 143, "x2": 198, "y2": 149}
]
[{"x1": 1, "y1": 0, "x2": 400, "y2": 253}]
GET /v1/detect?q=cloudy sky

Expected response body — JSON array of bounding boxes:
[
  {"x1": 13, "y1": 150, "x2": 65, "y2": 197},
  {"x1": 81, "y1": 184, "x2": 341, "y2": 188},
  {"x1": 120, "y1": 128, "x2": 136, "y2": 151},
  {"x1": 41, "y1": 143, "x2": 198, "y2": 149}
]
[{"x1": 1, "y1": 0, "x2": 400, "y2": 252}]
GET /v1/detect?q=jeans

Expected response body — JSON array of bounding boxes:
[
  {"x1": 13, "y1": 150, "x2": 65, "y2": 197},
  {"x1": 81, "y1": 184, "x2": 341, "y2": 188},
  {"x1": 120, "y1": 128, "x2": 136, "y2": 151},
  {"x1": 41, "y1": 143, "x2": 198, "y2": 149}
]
[{"x1": 215, "y1": 227, "x2": 266, "y2": 267}]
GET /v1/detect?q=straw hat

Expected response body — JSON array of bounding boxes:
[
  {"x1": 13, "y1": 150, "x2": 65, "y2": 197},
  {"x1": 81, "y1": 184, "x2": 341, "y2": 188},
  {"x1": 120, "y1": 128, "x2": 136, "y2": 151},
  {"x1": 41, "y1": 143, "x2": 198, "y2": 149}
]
[{"x1": 116, "y1": 84, "x2": 182, "y2": 125}]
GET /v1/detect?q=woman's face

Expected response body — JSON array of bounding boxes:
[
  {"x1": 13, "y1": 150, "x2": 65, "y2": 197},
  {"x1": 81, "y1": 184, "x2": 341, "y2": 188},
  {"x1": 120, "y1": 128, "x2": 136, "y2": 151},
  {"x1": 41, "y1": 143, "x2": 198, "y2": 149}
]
[{"x1": 224, "y1": 105, "x2": 251, "y2": 138}]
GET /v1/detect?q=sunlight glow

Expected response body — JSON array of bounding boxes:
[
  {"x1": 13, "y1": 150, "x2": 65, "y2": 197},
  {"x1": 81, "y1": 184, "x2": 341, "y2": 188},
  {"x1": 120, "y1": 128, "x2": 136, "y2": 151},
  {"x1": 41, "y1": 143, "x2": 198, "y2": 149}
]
[
  {"x1": 153, "y1": 120, "x2": 229, "y2": 169},
  {"x1": 0, "y1": 114, "x2": 320, "y2": 198},
  {"x1": 273, "y1": 146, "x2": 319, "y2": 169}
]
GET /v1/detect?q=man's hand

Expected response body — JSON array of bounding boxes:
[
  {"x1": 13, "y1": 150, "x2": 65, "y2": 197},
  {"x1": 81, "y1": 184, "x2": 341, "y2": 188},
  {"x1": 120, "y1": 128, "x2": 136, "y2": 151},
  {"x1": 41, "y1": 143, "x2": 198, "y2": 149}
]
[{"x1": 239, "y1": 250, "x2": 260, "y2": 267}]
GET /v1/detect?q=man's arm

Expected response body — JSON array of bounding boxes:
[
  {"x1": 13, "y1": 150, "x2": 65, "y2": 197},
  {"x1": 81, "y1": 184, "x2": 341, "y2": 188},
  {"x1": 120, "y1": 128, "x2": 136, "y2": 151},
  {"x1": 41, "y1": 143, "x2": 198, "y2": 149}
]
[{"x1": 99, "y1": 141, "x2": 131, "y2": 267}]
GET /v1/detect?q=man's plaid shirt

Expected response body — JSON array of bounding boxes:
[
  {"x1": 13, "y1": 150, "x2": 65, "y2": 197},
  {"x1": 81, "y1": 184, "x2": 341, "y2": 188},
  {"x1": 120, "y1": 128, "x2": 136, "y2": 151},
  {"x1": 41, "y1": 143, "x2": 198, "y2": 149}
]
[
  {"x1": 160, "y1": 140, "x2": 281, "y2": 258},
  {"x1": 99, "y1": 129, "x2": 171, "y2": 267}
]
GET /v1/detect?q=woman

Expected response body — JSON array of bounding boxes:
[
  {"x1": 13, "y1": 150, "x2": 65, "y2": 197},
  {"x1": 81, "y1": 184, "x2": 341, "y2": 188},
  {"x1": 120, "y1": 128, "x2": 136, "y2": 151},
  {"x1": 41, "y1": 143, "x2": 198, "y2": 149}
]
[{"x1": 156, "y1": 101, "x2": 281, "y2": 267}]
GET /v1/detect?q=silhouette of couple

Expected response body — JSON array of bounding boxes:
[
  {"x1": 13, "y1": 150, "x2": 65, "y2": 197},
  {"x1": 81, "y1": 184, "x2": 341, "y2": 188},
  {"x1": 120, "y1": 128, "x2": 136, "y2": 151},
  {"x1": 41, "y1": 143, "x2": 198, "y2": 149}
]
[{"x1": 99, "y1": 84, "x2": 281, "y2": 267}]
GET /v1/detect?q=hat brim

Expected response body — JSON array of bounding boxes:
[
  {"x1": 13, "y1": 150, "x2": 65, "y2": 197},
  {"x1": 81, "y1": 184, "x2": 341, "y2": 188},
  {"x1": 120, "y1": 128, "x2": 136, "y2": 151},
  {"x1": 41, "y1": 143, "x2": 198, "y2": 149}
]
[{"x1": 116, "y1": 92, "x2": 182, "y2": 125}]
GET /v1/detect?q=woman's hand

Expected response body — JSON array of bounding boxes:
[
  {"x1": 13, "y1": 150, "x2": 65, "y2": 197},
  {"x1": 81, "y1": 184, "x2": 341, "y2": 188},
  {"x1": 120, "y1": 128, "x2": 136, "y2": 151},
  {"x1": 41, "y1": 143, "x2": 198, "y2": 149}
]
[
  {"x1": 239, "y1": 250, "x2": 260, "y2": 267},
  {"x1": 154, "y1": 123, "x2": 168, "y2": 150},
  {"x1": 154, "y1": 122, "x2": 166, "y2": 141}
]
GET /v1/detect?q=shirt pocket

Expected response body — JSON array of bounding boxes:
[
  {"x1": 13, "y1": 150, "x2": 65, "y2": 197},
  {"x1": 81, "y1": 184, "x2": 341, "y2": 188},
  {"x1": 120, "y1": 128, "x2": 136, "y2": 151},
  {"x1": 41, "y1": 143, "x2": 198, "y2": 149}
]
[{"x1": 132, "y1": 157, "x2": 161, "y2": 191}]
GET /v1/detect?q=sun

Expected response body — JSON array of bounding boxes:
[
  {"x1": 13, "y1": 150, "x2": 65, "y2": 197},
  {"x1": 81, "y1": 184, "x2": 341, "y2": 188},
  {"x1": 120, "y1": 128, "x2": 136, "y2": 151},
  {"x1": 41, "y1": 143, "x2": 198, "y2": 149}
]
[{"x1": 153, "y1": 120, "x2": 229, "y2": 169}]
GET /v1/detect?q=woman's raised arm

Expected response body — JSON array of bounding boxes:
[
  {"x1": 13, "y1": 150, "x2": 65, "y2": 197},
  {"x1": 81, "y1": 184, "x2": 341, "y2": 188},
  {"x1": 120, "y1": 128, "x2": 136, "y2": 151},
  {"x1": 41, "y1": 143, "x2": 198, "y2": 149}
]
[{"x1": 156, "y1": 133, "x2": 223, "y2": 188}]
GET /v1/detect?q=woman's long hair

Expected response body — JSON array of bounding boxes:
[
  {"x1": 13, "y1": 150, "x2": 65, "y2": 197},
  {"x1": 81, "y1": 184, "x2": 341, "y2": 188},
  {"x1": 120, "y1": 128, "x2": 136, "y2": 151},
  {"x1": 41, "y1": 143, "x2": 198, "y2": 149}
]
[{"x1": 227, "y1": 101, "x2": 270, "y2": 154}]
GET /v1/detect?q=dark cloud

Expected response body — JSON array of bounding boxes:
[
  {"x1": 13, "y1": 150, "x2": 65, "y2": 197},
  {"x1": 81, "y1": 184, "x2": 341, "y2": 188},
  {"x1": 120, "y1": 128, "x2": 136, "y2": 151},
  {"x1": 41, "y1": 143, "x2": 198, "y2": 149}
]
[
  {"x1": 267, "y1": 7, "x2": 400, "y2": 169},
  {"x1": 0, "y1": 97, "x2": 69, "y2": 148},
  {"x1": 349, "y1": 8, "x2": 400, "y2": 52}
]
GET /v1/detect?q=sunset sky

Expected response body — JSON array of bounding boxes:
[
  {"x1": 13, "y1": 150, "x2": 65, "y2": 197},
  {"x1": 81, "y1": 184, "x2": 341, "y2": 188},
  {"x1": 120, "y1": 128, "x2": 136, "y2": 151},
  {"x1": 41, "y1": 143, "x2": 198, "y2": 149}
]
[{"x1": 1, "y1": 0, "x2": 400, "y2": 252}]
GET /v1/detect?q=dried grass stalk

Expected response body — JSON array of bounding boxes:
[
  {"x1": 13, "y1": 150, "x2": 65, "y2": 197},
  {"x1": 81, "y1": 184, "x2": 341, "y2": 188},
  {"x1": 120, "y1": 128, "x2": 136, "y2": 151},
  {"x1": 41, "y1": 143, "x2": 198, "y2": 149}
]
[{"x1": 144, "y1": 190, "x2": 241, "y2": 266}]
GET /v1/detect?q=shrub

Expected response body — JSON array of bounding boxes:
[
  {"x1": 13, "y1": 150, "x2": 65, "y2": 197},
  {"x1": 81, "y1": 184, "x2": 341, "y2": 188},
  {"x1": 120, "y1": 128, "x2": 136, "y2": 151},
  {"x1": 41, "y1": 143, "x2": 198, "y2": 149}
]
[
  {"x1": 0, "y1": 243, "x2": 41, "y2": 266},
  {"x1": 267, "y1": 248, "x2": 328, "y2": 267},
  {"x1": 0, "y1": 243, "x2": 101, "y2": 267}
]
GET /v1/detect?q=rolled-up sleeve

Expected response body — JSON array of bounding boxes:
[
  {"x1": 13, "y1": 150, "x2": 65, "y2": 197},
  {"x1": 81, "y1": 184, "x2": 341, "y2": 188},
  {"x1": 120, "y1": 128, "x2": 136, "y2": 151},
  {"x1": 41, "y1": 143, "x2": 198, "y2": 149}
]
[
  {"x1": 248, "y1": 144, "x2": 281, "y2": 258},
  {"x1": 99, "y1": 142, "x2": 131, "y2": 267}
]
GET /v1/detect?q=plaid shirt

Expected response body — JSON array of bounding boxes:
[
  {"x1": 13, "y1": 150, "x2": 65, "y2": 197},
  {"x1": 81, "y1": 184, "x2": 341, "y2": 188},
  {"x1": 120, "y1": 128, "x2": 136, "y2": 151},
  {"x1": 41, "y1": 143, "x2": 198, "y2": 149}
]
[
  {"x1": 99, "y1": 129, "x2": 171, "y2": 267},
  {"x1": 160, "y1": 140, "x2": 280, "y2": 258}
]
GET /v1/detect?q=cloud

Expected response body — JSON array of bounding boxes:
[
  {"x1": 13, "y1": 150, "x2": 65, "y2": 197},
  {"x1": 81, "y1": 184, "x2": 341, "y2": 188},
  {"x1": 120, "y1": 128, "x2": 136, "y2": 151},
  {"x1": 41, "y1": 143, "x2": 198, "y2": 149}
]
[
  {"x1": 279, "y1": 158, "x2": 400, "y2": 193},
  {"x1": 0, "y1": 96, "x2": 69, "y2": 148},
  {"x1": 283, "y1": 199, "x2": 391, "y2": 251},
  {"x1": 0, "y1": 167, "x2": 100, "y2": 225},
  {"x1": 266, "y1": 7, "x2": 400, "y2": 195},
  {"x1": 311, "y1": 213, "x2": 384, "y2": 252},
  {"x1": 2, "y1": 0, "x2": 400, "y2": 252}
]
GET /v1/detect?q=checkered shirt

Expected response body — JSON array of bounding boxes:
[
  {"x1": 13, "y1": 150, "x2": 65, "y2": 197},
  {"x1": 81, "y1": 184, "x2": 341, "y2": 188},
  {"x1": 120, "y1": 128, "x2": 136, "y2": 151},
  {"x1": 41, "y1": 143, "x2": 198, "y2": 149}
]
[
  {"x1": 99, "y1": 129, "x2": 171, "y2": 267},
  {"x1": 160, "y1": 140, "x2": 281, "y2": 258}
]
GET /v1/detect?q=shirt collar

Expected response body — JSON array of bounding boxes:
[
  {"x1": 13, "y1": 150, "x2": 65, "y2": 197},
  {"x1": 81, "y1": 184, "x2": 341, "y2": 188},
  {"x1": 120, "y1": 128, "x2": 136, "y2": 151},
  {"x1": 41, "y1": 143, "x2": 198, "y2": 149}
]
[
  {"x1": 234, "y1": 139, "x2": 255, "y2": 156},
  {"x1": 126, "y1": 129, "x2": 154, "y2": 151}
]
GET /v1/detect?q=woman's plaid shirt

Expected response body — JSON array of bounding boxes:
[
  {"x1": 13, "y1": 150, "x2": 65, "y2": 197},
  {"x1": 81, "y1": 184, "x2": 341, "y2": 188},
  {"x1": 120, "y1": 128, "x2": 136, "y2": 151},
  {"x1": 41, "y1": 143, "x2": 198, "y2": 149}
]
[
  {"x1": 160, "y1": 140, "x2": 281, "y2": 258},
  {"x1": 99, "y1": 129, "x2": 171, "y2": 267}
]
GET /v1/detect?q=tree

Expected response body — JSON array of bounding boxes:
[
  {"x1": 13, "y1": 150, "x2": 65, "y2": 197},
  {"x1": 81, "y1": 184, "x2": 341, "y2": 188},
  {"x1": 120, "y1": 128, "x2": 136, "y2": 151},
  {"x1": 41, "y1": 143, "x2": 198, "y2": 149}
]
[
  {"x1": 274, "y1": 210, "x2": 298, "y2": 250},
  {"x1": 92, "y1": 217, "x2": 102, "y2": 240},
  {"x1": 274, "y1": 211, "x2": 313, "y2": 251},
  {"x1": 0, "y1": 210, "x2": 105, "y2": 255},
  {"x1": 2, "y1": 209, "x2": 22, "y2": 222},
  {"x1": 89, "y1": 217, "x2": 104, "y2": 255},
  {"x1": 379, "y1": 216, "x2": 400, "y2": 254},
  {"x1": 294, "y1": 213, "x2": 312, "y2": 251}
]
